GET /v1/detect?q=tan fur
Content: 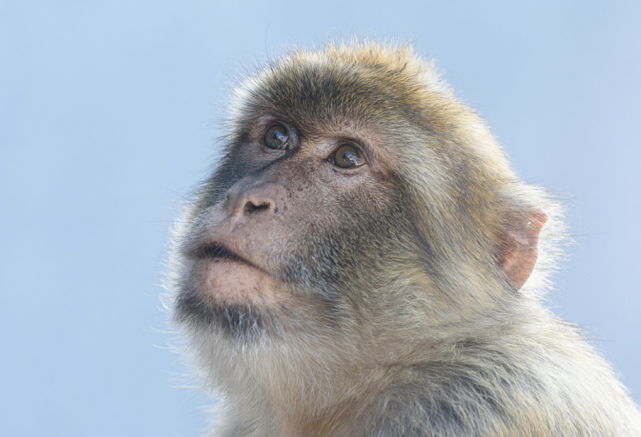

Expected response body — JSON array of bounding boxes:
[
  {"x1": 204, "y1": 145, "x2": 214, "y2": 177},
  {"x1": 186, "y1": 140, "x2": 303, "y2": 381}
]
[{"x1": 166, "y1": 40, "x2": 641, "y2": 436}]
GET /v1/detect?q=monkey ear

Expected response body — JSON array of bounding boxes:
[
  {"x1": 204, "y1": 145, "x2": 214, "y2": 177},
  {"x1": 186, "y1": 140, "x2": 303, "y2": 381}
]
[{"x1": 496, "y1": 210, "x2": 547, "y2": 291}]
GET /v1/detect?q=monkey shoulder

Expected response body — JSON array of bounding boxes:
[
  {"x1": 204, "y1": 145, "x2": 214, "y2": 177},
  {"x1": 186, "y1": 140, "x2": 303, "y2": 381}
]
[
  {"x1": 366, "y1": 366, "x2": 513, "y2": 437},
  {"x1": 366, "y1": 340, "x2": 641, "y2": 437}
]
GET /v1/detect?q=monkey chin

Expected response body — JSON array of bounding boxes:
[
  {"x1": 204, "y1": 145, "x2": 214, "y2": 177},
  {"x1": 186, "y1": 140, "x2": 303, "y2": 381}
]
[
  {"x1": 174, "y1": 258, "x2": 288, "y2": 340},
  {"x1": 191, "y1": 258, "x2": 282, "y2": 306}
]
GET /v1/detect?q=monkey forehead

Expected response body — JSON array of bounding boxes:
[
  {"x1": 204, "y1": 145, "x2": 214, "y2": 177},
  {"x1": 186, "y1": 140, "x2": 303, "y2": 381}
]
[
  {"x1": 232, "y1": 50, "x2": 448, "y2": 132},
  {"x1": 228, "y1": 42, "x2": 514, "y2": 181}
]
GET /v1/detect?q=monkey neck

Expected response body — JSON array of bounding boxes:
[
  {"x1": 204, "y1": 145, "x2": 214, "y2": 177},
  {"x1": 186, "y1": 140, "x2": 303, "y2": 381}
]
[
  {"x1": 264, "y1": 388, "x2": 369, "y2": 437},
  {"x1": 216, "y1": 334, "x2": 382, "y2": 436},
  {"x1": 212, "y1": 303, "x2": 560, "y2": 436}
]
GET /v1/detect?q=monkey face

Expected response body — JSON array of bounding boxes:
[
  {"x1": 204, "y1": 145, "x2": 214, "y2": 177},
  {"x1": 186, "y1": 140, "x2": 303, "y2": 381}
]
[
  {"x1": 173, "y1": 115, "x2": 415, "y2": 341},
  {"x1": 170, "y1": 47, "x2": 544, "y2": 348}
]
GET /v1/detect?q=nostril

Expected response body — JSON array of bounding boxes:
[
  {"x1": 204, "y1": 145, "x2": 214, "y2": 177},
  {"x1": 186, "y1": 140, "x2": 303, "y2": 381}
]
[{"x1": 244, "y1": 201, "x2": 271, "y2": 214}]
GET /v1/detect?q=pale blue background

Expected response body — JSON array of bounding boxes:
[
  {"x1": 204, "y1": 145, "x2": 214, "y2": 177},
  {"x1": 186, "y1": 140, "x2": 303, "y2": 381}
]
[{"x1": 1, "y1": 1, "x2": 640, "y2": 435}]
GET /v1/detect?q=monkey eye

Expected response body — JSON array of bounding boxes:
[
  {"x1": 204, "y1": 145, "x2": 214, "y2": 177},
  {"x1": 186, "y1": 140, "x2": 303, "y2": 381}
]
[
  {"x1": 328, "y1": 144, "x2": 365, "y2": 168},
  {"x1": 264, "y1": 124, "x2": 289, "y2": 149}
]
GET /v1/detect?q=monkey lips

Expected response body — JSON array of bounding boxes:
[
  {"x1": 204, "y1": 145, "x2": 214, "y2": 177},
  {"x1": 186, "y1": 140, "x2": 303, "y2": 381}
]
[{"x1": 189, "y1": 243, "x2": 283, "y2": 306}]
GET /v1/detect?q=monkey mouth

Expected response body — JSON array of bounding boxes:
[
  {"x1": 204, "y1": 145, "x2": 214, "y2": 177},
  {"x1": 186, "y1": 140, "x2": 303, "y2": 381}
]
[{"x1": 191, "y1": 243, "x2": 263, "y2": 272}]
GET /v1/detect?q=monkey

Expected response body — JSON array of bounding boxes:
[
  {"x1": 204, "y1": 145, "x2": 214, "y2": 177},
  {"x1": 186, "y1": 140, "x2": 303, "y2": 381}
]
[{"x1": 165, "y1": 40, "x2": 641, "y2": 436}]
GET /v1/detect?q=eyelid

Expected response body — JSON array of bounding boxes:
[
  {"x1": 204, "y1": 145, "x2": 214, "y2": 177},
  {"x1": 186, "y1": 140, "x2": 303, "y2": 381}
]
[{"x1": 335, "y1": 136, "x2": 371, "y2": 160}]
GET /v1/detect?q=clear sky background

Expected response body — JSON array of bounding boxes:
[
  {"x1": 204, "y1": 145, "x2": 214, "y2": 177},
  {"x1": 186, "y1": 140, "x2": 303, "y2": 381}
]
[{"x1": 1, "y1": 1, "x2": 640, "y2": 436}]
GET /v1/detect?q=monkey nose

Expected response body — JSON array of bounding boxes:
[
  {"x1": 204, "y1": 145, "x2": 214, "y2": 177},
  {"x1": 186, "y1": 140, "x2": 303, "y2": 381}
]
[
  {"x1": 226, "y1": 185, "x2": 279, "y2": 219},
  {"x1": 242, "y1": 198, "x2": 274, "y2": 215}
]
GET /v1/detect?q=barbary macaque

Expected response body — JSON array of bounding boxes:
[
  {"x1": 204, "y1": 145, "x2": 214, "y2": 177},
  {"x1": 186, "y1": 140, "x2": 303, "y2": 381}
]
[{"x1": 166, "y1": 41, "x2": 641, "y2": 436}]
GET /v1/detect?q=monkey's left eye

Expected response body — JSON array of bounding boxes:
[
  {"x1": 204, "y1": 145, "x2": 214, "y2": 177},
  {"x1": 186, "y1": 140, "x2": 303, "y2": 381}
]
[
  {"x1": 265, "y1": 125, "x2": 289, "y2": 149},
  {"x1": 328, "y1": 144, "x2": 365, "y2": 168}
]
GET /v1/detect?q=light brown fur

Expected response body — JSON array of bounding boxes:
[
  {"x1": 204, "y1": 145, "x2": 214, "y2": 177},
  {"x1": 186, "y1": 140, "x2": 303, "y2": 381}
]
[{"x1": 166, "y1": 40, "x2": 641, "y2": 436}]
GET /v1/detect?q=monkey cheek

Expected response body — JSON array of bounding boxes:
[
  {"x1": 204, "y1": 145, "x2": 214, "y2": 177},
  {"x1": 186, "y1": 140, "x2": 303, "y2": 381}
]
[{"x1": 191, "y1": 259, "x2": 282, "y2": 306}]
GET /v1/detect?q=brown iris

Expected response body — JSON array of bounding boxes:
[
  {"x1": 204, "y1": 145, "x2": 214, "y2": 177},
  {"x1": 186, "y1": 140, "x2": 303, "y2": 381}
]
[
  {"x1": 330, "y1": 144, "x2": 365, "y2": 168},
  {"x1": 265, "y1": 125, "x2": 289, "y2": 149}
]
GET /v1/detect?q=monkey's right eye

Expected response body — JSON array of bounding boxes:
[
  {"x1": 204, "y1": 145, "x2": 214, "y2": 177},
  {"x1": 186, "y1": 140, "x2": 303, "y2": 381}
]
[{"x1": 264, "y1": 125, "x2": 289, "y2": 149}]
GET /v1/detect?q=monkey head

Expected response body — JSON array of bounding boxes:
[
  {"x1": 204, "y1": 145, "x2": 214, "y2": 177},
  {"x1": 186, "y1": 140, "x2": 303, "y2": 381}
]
[{"x1": 168, "y1": 41, "x2": 553, "y2": 382}]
